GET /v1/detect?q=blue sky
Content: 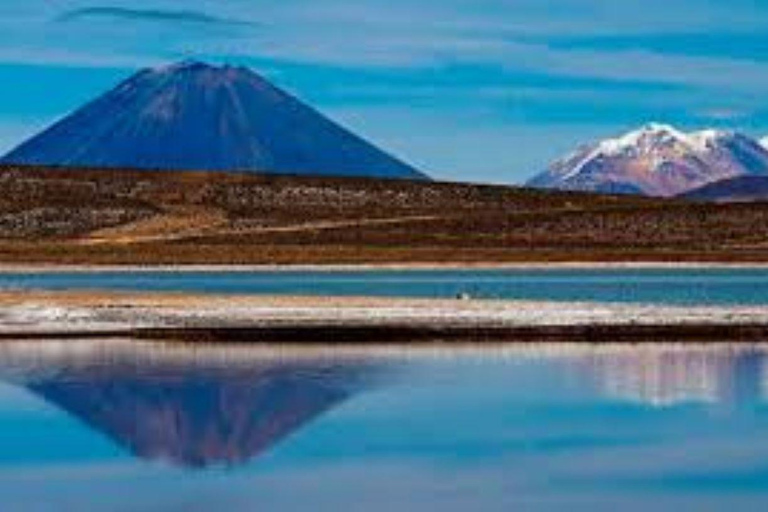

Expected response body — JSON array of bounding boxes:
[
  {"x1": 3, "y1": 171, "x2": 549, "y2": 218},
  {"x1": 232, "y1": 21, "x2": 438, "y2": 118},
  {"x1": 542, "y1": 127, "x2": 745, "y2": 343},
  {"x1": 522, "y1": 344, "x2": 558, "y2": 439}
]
[{"x1": 1, "y1": 1, "x2": 768, "y2": 184}]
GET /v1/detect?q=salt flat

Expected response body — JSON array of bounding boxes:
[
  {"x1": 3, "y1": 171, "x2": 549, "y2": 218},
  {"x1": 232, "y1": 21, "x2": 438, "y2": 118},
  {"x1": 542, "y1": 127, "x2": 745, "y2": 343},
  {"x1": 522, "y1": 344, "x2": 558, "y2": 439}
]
[{"x1": 1, "y1": 291, "x2": 768, "y2": 342}]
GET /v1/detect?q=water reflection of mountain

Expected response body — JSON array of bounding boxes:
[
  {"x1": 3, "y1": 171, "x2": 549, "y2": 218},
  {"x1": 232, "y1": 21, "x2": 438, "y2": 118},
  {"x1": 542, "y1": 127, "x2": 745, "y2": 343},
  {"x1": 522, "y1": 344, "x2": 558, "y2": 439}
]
[
  {"x1": 0, "y1": 342, "x2": 376, "y2": 468},
  {"x1": 581, "y1": 348, "x2": 766, "y2": 408}
]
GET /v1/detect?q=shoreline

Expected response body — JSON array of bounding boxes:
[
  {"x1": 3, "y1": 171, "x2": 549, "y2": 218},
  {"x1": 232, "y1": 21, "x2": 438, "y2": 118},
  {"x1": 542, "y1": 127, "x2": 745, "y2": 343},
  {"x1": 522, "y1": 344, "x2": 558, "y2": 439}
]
[
  {"x1": 1, "y1": 261, "x2": 768, "y2": 273},
  {"x1": 2, "y1": 323, "x2": 764, "y2": 345},
  {"x1": 1, "y1": 290, "x2": 768, "y2": 344}
]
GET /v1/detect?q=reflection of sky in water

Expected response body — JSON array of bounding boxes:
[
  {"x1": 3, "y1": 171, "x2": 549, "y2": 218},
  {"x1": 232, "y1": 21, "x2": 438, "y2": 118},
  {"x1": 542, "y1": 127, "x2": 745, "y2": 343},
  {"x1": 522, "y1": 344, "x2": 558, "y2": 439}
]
[{"x1": 0, "y1": 343, "x2": 768, "y2": 510}]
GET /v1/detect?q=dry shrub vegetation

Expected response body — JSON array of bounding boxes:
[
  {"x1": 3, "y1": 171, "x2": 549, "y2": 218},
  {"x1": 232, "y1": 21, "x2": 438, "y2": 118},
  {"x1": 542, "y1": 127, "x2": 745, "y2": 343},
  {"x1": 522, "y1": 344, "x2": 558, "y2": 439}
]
[{"x1": 0, "y1": 164, "x2": 766, "y2": 264}]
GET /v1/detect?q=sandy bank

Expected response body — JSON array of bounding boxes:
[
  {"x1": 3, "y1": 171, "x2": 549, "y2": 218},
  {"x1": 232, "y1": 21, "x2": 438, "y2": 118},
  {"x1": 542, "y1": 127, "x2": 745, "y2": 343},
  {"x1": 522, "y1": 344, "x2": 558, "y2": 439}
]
[{"x1": 0, "y1": 262, "x2": 768, "y2": 273}]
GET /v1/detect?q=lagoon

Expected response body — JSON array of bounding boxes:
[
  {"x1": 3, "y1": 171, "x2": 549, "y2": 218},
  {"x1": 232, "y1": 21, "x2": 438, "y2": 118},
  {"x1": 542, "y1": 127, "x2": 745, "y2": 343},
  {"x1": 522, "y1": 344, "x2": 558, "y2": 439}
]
[{"x1": 3, "y1": 267, "x2": 768, "y2": 305}]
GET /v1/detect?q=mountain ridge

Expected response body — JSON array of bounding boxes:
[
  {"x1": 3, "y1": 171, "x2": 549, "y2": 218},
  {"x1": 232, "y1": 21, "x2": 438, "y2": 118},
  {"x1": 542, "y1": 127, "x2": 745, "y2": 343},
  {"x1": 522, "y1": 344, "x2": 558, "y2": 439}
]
[
  {"x1": 528, "y1": 123, "x2": 768, "y2": 197},
  {"x1": 682, "y1": 175, "x2": 768, "y2": 203}
]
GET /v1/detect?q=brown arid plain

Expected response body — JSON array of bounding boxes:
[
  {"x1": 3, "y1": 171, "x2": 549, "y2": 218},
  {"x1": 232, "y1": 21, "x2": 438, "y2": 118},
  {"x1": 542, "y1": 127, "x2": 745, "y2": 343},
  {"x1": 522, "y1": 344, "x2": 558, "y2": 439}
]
[{"x1": 2, "y1": 163, "x2": 768, "y2": 265}]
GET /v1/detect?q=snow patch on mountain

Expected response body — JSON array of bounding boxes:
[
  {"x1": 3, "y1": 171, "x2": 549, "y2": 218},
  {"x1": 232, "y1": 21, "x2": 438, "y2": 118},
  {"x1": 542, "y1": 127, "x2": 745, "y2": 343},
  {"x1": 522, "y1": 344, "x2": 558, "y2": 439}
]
[
  {"x1": 597, "y1": 123, "x2": 687, "y2": 155},
  {"x1": 687, "y1": 129, "x2": 733, "y2": 152}
]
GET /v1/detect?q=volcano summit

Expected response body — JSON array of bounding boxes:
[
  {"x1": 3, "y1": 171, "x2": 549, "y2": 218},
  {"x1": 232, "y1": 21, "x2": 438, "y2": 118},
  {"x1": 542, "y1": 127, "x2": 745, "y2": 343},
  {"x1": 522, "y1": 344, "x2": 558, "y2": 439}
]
[{"x1": 1, "y1": 61, "x2": 426, "y2": 180}]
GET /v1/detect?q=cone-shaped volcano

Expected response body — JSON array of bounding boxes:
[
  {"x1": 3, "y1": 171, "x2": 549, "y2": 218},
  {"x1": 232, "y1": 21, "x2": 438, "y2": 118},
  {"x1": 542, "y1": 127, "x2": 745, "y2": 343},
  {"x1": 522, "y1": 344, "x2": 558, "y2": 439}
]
[{"x1": 1, "y1": 60, "x2": 426, "y2": 180}]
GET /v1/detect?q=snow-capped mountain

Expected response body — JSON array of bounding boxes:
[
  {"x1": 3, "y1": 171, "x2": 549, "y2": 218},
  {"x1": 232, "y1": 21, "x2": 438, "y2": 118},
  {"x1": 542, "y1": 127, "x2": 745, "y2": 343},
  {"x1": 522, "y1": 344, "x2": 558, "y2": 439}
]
[
  {"x1": 1, "y1": 60, "x2": 427, "y2": 181},
  {"x1": 527, "y1": 123, "x2": 768, "y2": 196}
]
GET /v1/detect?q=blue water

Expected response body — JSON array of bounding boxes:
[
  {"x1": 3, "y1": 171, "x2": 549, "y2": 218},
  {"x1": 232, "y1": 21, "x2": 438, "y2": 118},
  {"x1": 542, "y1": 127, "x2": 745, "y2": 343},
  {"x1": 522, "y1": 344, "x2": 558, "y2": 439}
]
[
  {"x1": 3, "y1": 268, "x2": 768, "y2": 305},
  {"x1": 0, "y1": 342, "x2": 767, "y2": 511}
]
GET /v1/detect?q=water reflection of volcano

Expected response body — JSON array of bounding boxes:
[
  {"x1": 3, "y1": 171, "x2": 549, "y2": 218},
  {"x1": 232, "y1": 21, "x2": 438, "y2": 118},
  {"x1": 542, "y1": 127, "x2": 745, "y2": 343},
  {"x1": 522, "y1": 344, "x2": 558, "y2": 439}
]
[
  {"x1": 580, "y1": 347, "x2": 766, "y2": 408},
  {"x1": 0, "y1": 342, "x2": 376, "y2": 468}
]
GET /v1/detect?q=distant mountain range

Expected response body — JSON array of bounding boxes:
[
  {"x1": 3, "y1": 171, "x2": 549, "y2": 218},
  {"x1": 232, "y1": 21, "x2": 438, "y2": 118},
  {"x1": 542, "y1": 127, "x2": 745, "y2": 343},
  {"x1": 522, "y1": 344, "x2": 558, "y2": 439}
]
[
  {"x1": 0, "y1": 60, "x2": 427, "y2": 181},
  {"x1": 528, "y1": 124, "x2": 768, "y2": 197},
  {"x1": 682, "y1": 175, "x2": 768, "y2": 203}
]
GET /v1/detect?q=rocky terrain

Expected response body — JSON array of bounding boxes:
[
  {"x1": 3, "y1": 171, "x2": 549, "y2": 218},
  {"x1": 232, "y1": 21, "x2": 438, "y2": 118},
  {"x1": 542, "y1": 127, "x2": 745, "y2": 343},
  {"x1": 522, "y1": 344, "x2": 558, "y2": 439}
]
[{"x1": 2, "y1": 164, "x2": 768, "y2": 264}]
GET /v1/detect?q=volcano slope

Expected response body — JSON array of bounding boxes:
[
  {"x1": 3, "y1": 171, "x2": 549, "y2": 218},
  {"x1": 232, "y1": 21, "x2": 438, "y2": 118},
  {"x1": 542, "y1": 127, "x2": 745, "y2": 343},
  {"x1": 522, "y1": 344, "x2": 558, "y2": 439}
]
[{"x1": 1, "y1": 164, "x2": 768, "y2": 265}]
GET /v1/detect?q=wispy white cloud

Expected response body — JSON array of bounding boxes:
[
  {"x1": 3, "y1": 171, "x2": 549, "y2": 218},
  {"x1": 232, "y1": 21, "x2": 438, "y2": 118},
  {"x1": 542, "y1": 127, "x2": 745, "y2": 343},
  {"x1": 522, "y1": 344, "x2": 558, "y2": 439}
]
[
  {"x1": 3, "y1": 0, "x2": 768, "y2": 94},
  {"x1": 0, "y1": 47, "x2": 160, "y2": 69},
  {"x1": 55, "y1": 7, "x2": 258, "y2": 28}
]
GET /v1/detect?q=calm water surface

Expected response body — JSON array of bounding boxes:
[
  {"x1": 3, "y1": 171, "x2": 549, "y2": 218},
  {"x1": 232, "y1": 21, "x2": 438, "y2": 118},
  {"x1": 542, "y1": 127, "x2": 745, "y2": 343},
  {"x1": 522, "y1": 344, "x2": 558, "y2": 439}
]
[
  {"x1": 3, "y1": 268, "x2": 768, "y2": 304},
  {"x1": 0, "y1": 341, "x2": 767, "y2": 510}
]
